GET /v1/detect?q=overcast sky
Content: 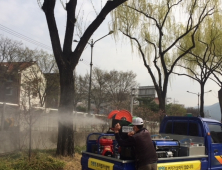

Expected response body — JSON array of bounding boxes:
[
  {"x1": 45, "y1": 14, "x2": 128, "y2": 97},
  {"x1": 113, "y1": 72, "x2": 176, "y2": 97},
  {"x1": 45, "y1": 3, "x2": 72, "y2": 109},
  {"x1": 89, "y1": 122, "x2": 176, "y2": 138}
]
[{"x1": 0, "y1": 0, "x2": 220, "y2": 108}]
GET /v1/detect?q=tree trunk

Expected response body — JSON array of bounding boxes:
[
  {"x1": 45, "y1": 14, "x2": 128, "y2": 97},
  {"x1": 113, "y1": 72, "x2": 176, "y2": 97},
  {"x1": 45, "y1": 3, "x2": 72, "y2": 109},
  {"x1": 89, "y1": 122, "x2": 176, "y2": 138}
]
[
  {"x1": 218, "y1": 87, "x2": 222, "y2": 123},
  {"x1": 158, "y1": 96, "x2": 166, "y2": 123},
  {"x1": 200, "y1": 84, "x2": 204, "y2": 117},
  {"x1": 56, "y1": 67, "x2": 74, "y2": 156},
  {"x1": 156, "y1": 88, "x2": 166, "y2": 123},
  {"x1": 158, "y1": 97, "x2": 166, "y2": 112}
]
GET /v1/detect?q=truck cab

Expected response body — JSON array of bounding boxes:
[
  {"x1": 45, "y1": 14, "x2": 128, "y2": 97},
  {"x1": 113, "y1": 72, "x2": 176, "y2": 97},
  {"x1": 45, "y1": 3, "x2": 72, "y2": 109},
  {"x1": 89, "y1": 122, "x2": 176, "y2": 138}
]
[{"x1": 159, "y1": 116, "x2": 222, "y2": 169}]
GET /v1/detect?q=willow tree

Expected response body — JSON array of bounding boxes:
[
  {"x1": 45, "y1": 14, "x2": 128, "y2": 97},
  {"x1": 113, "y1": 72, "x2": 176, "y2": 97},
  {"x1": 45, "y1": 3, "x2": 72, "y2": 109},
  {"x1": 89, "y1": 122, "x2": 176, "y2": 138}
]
[
  {"x1": 111, "y1": 0, "x2": 218, "y2": 120},
  {"x1": 176, "y1": 14, "x2": 222, "y2": 118},
  {"x1": 38, "y1": 0, "x2": 127, "y2": 156}
]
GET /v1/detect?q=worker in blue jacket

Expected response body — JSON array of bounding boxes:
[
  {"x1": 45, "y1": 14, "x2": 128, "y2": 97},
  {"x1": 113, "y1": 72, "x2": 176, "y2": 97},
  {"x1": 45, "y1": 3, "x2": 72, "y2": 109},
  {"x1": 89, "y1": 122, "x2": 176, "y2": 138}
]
[{"x1": 114, "y1": 117, "x2": 158, "y2": 170}]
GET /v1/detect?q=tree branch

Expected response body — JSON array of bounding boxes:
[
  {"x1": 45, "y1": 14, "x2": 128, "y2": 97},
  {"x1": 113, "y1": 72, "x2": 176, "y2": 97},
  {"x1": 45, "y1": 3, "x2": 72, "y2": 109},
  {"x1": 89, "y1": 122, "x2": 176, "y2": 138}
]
[
  {"x1": 42, "y1": 0, "x2": 63, "y2": 68},
  {"x1": 145, "y1": 38, "x2": 162, "y2": 89},
  {"x1": 163, "y1": 3, "x2": 215, "y2": 56},
  {"x1": 72, "y1": 0, "x2": 127, "y2": 69},
  {"x1": 120, "y1": 30, "x2": 160, "y2": 92},
  {"x1": 63, "y1": 0, "x2": 77, "y2": 56}
]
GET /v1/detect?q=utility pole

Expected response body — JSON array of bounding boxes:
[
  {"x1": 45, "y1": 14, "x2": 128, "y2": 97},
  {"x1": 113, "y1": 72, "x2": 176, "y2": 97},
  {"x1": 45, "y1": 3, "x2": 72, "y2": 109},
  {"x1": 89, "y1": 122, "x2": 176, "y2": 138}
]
[
  {"x1": 1, "y1": 102, "x2": 5, "y2": 131},
  {"x1": 187, "y1": 90, "x2": 211, "y2": 117},
  {"x1": 1, "y1": 82, "x2": 6, "y2": 131},
  {"x1": 187, "y1": 91, "x2": 200, "y2": 114},
  {"x1": 74, "y1": 31, "x2": 114, "y2": 114}
]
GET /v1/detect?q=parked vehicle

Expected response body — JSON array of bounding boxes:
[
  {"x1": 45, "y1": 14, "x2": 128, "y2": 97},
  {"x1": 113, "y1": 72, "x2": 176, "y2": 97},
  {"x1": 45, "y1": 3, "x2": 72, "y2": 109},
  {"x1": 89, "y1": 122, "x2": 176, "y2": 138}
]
[{"x1": 81, "y1": 115, "x2": 222, "y2": 170}]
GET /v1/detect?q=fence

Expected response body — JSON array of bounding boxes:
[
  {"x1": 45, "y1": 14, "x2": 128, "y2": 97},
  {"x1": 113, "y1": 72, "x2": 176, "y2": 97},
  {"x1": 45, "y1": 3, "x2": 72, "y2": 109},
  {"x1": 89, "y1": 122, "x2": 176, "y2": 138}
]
[{"x1": 0, "y1": 103, "x2": 159, "y2": 154}]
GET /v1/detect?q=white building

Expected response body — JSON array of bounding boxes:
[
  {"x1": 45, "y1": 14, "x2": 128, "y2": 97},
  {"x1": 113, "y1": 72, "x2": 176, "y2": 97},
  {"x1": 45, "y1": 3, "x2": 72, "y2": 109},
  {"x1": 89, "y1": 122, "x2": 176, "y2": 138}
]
[{"x1": 0, "y1": 62, "x2": 46, "y2": 108}]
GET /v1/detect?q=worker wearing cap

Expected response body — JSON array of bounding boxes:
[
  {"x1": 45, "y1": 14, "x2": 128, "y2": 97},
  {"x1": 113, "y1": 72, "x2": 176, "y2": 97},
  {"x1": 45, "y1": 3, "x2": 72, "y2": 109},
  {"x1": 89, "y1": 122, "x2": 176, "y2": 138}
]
[{"x1": 114, "y1": 117, "x2": 158, "y2": 170}]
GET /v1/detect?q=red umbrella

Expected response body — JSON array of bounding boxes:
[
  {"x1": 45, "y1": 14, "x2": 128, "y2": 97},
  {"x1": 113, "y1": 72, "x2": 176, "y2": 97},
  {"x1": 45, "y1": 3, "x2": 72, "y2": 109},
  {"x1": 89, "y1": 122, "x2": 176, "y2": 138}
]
[{"x1": 108, "y1": 110, "x2": 132, "y2": 122}]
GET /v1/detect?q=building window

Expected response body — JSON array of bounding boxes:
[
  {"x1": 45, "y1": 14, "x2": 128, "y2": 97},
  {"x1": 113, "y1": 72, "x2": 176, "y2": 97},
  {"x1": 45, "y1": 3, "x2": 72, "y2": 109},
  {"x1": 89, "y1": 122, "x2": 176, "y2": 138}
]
[
  {"x1": 139, "y1": 89, "x2": 146, "y2": 95},
  {"x1": 33, "y1": 92, "x2": 37, "y2": 97},
  {"x1": 147, "y1": 89, "x2": 154, "y2": 94},
  {"x1": 7, "y1": 75, "x2": 13, "y2": 82},
  {"x1": 5, "y1": 87, "x2": 13, "y2": 95}
]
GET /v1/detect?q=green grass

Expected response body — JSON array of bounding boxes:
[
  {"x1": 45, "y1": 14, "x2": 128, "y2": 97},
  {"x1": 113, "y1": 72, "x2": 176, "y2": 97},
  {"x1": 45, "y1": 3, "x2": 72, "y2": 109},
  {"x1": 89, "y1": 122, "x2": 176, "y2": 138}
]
[
  {"x1": 74, "y1": 145, "x2": 86, "y2": 154},
  {"x1": 0, "y1": 146, "x2": 86, "y2": 170},
  {"x1": 0, "y1": 149, "x2": 65, "y2": 170}
]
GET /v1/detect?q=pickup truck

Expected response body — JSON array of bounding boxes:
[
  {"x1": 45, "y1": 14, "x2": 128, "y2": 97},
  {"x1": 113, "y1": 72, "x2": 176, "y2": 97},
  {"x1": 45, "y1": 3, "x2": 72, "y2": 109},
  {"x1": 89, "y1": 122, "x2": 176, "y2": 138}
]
[{"x1": 81, "y1": 116, "x2": 222, "y2": 170}]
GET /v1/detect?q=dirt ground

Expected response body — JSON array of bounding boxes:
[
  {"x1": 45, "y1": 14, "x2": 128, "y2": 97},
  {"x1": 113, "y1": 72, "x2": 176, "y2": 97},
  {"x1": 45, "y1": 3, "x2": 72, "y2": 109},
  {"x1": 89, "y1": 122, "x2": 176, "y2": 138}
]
[{"x1": 60, "y1": 153, "x2": 82, "y2": 170}]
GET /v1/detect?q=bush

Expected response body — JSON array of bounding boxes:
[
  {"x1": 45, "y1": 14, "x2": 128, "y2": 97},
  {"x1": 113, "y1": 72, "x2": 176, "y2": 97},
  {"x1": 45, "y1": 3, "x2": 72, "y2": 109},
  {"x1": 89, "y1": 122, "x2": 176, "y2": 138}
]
[
  {"x1": 0, "y1": 147, "x2": 84, "y2": 170},
  {"x1": 0, "y1": 150, "x2": 65, "y2": 170},
  {"x1": 76, "y1": 106, "x2": 87, "y2": 112},
  {"x1": 74, "y1": 145, "x2": 86, "y2": 154}
]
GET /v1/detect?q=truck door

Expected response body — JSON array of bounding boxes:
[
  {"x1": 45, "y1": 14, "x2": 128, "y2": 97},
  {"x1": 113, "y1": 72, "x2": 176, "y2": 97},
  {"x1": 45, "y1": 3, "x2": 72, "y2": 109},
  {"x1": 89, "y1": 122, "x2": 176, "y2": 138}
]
[{"x1": 207, "y1": 123, "x2": 222, "y2": 169}]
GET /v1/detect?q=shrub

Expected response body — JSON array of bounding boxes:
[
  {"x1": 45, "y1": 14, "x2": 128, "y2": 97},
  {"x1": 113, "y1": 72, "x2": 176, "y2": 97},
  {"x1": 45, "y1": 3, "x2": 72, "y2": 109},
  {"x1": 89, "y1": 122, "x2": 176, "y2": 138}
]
[
  {"x1": 74, "y1": 145, "x2": 86, "y2": 154},
  {"x1": 0, "y1": 150, "x2": 65, "y2": 170}
]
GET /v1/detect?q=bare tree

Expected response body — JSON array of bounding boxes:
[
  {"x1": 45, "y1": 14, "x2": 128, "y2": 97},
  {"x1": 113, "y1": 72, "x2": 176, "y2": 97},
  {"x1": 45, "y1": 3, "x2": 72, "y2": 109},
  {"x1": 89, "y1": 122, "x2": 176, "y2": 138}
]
[
  {"x1": 79, "y1": 68, "x2": 138, "y2": 114},
  {"x1": 133, "y1": 107, "x2": 164, "y2": 134},
  {"x1": 44, "y1": 73, "x2": 60, "y2": 108},
  {"x1": 74, "y1": 73, "x2": 88, "y2": 111},
  {"x1": 0, "y1": 36, "x2": 27, "y2": 104},
  {"x1": 30, "y1": 49, "x2": 57, "y2": 73},
  {"x1": 90, "y1": 68, "x2": 109, "y2": 114},
  {"x1": 111, "y1": 0, "x2": 218, "y2": 121},
  {"x1": 20, "y1": 85, "x2": 44, "y2": 161},
  {"x1": 106, "y1": 70, "x2": 138, "y2": 110},
  {"x1": 38, "y1": 0, "x2": 128, "y2": 156},
  {"x1": 0, "y1": 36, "x2": 25, "y2": 63}
]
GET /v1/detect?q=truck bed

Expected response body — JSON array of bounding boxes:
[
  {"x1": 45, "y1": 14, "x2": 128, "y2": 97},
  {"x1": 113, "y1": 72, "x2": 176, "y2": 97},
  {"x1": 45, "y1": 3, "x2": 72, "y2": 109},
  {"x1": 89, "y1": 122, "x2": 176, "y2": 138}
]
[{"x1": 81, "y1": 151, "x2": 209, "y2": 170}]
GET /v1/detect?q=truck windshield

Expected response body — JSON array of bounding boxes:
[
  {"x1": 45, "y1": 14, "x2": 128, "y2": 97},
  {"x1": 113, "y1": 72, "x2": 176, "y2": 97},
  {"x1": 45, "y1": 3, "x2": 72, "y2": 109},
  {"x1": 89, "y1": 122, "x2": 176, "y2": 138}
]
[{"x1": 207, "y1": 123, "x2": 222, "y2": 143}]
